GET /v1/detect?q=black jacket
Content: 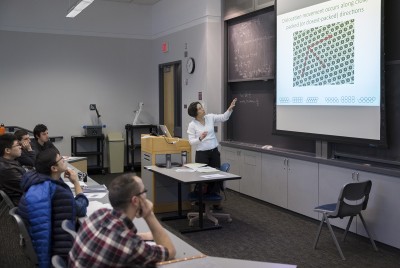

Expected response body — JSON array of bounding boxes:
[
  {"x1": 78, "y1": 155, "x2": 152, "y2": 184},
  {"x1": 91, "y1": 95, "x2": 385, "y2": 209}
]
[{"x1": 0, "y1": 156, "x2": 26, "y2": 205}]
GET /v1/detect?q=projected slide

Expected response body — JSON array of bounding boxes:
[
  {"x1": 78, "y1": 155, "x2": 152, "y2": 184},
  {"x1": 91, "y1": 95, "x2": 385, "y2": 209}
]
[
  {"x1": 276, "y1": 0, "x2": 381, "y2": 107},
  {"x1": 293, "y1": 19, "x2": 354, "y2": 87}
]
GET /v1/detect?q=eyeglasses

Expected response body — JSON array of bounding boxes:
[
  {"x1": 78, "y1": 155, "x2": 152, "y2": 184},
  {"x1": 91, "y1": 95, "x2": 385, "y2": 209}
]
[
  {"x1": 11, "y1": 143, "x2": 21, "y2": 148},
  {"x1": 135, "y1": 189, "x2": 148, "y2": 196},
  {"x1": 52, "y1": 157, "x2": 64, "y2": 166}
]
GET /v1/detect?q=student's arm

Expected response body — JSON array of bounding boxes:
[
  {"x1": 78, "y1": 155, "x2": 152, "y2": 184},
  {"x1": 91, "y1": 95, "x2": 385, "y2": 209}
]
[
  {"x1": 64, "y1": 169, "x2": 89, "y2": 217},
  {"x1": 140, "y1": 199, "x2": 176, "y2": 259}
]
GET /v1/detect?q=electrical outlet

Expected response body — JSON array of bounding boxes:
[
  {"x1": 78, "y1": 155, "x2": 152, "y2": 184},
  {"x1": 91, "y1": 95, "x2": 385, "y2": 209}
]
[{"x1": 89, "y1": 104, "x2": 96, "y2": 110}]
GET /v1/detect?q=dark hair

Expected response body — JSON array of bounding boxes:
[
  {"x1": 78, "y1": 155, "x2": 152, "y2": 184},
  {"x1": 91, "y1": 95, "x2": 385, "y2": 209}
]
[
  {"x1": 35, "y1": 148, "x2": 59, "y2": 175},
  {"x1": 108, "y1": 173, "x2": 140, "y2": 210},
  {"x1": 0, "y1": 133, "x2": 17, "y2": 157},
  {"x1": 14, "y1": 129, "x2": 29, "y2": 141},
  {"x1": 33, "y1": 124, "x2": 48, "y2": 140},
  {"x1": 188, "y1": 102, "x2": 201, "y2": 117}
]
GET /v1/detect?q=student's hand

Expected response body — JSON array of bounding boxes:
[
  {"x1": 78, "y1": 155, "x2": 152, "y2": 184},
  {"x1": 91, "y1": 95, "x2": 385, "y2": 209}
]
[
  {"x1": 64, "y1": 169, "x2": 79, "y2": 184},
  {"x1": 20, "y1": 140, "x2": 32, "y2": 151},
  {"x1": 137, "y1": 198, "x2": 153, "y2": 219},
  {"x1": 228, "y1": 98, "x2": 237, "y2": 111}
]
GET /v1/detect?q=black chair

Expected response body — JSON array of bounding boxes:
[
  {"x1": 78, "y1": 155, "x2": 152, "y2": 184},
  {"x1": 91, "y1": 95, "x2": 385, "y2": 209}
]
[
  {"x1": 187, "y1": 163, "x2": 232, "y2": 226},
  {"x1": 313, "y1": 180, "x2": 378, "y2": 260},
  {"x1": 0, "y1": 189, "x2": 15, "y2": 217},
  {"x1": 61, "y1": 219, "x2": 77, "y2": 240},
  {"x1": 51, "y1": 255, "x2": 67, "y2": 268},
  {"x1": 9, "y1": 207, "x2": 38, "y2": 266}
]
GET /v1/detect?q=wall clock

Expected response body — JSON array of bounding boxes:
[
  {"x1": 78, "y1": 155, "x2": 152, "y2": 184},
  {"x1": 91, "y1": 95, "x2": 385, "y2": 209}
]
[{"x1": 186, "y1": 57, "x2": 195, "y2": 74}]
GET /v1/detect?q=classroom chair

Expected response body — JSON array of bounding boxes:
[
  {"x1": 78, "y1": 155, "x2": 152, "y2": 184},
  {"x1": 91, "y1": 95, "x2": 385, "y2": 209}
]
[
  {"x1": 51, "y1": 255, "x2": 67, "y2": 268},
  {"x1": 187, "y1": 163, "x2": 232, "y2": 226},
  {"x1": 62, "y1": 219, "x2": 77, "y2": 240},
  {"x1": 313, "y1": 180, "x2": 378, "y2": 260},
  {"x1": 0, "y1": 189, "x2": 15, "y2": 217},
  {"x1": 9, "y1": 207, "x2": 38, "y2": 266}
]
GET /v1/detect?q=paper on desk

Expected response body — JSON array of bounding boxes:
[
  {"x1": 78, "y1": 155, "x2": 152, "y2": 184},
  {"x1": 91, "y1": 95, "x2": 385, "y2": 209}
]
[
  {"x1": 64, "y1": 181, "x2": 87, "y2": 188},
  {"x1": 184, "y1": 163, "x2": 207, "y2": 169},
  {"x1": 201, "y1": 174, "x2": 226, "y2": 178},
  {"x1": 175, "y1": 168, "x2": 195, "y2": 172},
  {"x1": 196, "y1": 166, "x2": 219, "y2": 173},
  {"x1": 86, "y1": 201, "x2": 112, "y2": 216},
  {"x1": 84, "y1": 192, "x2": 107, "y2": 199}
]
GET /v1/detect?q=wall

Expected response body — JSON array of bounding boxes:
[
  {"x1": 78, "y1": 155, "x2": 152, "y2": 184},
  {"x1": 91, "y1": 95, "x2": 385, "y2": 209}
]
[{"x1": 0, "y1": 0, "x2": 224, "y2": 166}]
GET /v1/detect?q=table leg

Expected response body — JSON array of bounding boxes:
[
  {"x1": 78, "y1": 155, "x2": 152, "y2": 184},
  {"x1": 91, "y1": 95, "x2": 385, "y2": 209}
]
[{"x1": 161, "y1": 182, "x2": 187, "y2": 221}]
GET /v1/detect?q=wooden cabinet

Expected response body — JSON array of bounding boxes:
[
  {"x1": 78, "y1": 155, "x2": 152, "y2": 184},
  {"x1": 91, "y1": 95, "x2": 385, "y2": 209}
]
[
  {"x1": 221, "y1": 147, "x2": 262, "y2": 198},
  {"x1": 141, "y1": 136, "x2": 191, "y2": 213}
]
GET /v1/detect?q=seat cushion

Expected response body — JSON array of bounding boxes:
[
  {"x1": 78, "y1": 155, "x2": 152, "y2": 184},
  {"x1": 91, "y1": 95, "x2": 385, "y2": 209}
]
[
  {"x1": 188, "y1": 192, "x2": 222, "y2": 202},
  {"x1": 314, "y1": 203, "x2": 336, "y2": 213}
]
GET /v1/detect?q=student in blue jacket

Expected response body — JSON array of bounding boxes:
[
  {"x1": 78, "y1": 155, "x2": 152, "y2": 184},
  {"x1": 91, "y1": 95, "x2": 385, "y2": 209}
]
[{"x1": 18, "y1": 149, "x2": 89, "y2": 268}]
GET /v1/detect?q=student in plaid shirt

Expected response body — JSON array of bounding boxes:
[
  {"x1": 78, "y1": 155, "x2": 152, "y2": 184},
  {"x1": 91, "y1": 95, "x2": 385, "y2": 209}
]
[{"x1": 69, "y1": 173, "x2": 176, "y2": 267}]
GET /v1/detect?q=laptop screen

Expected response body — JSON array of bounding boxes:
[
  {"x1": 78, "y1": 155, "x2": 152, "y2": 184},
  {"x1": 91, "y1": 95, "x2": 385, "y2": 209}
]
[{"x1": 159, "y1": 125, "x2": 172, "y2": 138}]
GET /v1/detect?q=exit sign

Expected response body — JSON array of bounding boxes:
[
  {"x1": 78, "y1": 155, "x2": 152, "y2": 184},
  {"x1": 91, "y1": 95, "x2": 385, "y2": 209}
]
[{"x1": 162, "y1": 42, "x2": 168, "y2": 53}]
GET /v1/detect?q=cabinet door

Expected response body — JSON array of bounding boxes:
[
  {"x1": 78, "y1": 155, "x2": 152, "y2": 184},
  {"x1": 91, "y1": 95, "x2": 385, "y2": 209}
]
[
  {"x1": 261, "y1": 154, "x2": 288, "y2": 208},
  {"x1": 240, "y1": 150, "x2": 262, "y2": 199},
  {"x1": 221, "y1": 147, "x2": 241, "y2": 192},
  {"x1": 318, "y1": 164, "x2": 356, "y2": 231},
  {"x1": 357, "y1": 172, "x2": 400, "y2": 249},
  {"x1": 287, "y1": 159, "x2": 319, "y2": 219}
]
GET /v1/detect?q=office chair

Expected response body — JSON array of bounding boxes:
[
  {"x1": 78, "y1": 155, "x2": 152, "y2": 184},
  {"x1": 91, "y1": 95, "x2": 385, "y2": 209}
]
[
  {"x1": 0, "y1": 189, "x2": 15, "y2": 217},
  {"x1": 9, "y1": 207, "x2": 39, "y2": 266},
  {"x1": 187, "y1": 163, "x2": 232, "y2": 226},
  {"x1": 313, "y1": 180, "x2": 378, "y2": 260},
  {"x1": 219, "y1": 163, "x2": 230, "y2": 200},
  {"x1": 51, "y1": 255, "x2": 67, "y2": 268},
  {"x1": 62, "y1": 219, "x2": 77, "y2": 240}
]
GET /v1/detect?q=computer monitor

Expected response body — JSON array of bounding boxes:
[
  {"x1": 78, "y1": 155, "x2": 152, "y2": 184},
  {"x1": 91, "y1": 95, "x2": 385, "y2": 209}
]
[{"x1": 159, "y1": 125, "x2": 172, "y2": 138}]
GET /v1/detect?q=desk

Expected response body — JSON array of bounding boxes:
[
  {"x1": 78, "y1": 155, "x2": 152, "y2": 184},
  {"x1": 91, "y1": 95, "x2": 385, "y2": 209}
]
[
  {"x1": 158, "y1": 256, "x2": 296, "y2": 268},
  {"x1": 66, "y1": 165, "x2": 295, "y2": 267},
  {"x1": 144, "y1": 165, "x2": 241, "y2": 233},
  {"x1": 67, "y1": 157, "x2": 88, "y2": 173}
]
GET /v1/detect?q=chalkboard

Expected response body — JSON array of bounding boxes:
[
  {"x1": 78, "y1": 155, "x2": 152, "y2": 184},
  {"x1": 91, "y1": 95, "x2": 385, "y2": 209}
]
[
  {"x1": 227, "y1": 80, "x2": 315, "y2": 153},
  {"x1": 228, "y1": 8, "x2": 275, "y2": 82}
]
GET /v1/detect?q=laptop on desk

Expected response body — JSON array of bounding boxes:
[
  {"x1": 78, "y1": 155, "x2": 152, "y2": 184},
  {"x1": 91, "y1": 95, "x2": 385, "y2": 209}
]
[{"x1": 159, "y1": 125, "x2": 172, "y2": 138}]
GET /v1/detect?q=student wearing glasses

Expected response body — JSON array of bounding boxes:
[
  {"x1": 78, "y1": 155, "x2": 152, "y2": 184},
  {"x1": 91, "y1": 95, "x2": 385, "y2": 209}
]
[
  {"x1": 69, "y1": 173, "x2": 176, "y2": 267},
  {"x1": 14, "y1": 129, "x2": 36, "y2": 168},
  {"x1": 18, "y1": 149, "x2": 89, "y2": 268},
  {"x1": 0, "y1": 133, "x2": 25, "y2": 206}
]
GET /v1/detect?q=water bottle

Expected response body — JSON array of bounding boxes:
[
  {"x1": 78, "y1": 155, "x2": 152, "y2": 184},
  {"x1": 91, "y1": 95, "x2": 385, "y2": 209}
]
[
  {"x1": 0, "y1": 124, "x2": 5, "y2": 136},
  {"x1": 181, "y1": 151, "x2": 187, "y2": 165},
  {"x1": 166, "y1": 154, "x2": 172, "y2": 169}
]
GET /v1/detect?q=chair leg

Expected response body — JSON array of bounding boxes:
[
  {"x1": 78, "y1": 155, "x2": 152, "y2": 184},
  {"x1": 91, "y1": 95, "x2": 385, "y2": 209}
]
[
  {"x1": 358, "y1": 213, "x2": 378, "y2": 251},
  {"x1": 342, "y1": 216, "x2": 354, "y2": 242},
  {"x1": 324, "y1": 215, "x2": 346, "y2": 260},
  {"x1": 313, "y1": 216, "x2": 325, "y2": 249}
]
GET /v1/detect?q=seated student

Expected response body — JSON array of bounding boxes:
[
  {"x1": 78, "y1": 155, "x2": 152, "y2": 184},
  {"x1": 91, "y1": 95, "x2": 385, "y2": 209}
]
[
  {"x1": 18, "y1": 149, "x2": 89, "y2": 268},
  {"x1": 0, "y1": 133, "x2": 25, "y2": 206},
  {"x1": 14, "y1": 129, "x2": 36, "y2": 168},
  {"x1": 69, "y1": 173, "x2": 176, "y2": 267},
  {"x1": 31, "y1": 124, "x2": 59, "y2": 154}
]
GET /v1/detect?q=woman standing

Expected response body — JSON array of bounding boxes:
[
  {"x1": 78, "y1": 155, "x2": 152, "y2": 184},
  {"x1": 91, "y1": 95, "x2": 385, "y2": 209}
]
[{"x1": 187, "y1": 98, "x2": 237, "y2": 194}]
